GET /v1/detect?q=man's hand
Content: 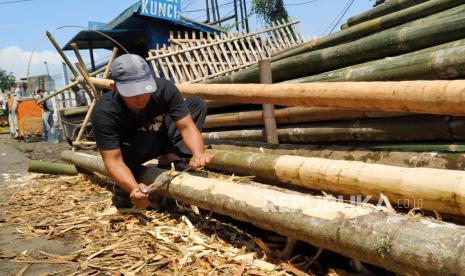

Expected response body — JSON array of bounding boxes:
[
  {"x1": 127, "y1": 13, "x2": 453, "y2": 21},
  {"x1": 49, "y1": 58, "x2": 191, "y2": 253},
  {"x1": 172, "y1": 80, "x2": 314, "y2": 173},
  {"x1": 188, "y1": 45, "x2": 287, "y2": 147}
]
[
  {"x1": 189, "y1": 153, "x2": 213, "y2": 169},
  {"x1": 129, "y1": 184, "x2": 149, "y2": 209},
  {"x1": 175, "y1": 115, "x2": 210, "y2": 170}
]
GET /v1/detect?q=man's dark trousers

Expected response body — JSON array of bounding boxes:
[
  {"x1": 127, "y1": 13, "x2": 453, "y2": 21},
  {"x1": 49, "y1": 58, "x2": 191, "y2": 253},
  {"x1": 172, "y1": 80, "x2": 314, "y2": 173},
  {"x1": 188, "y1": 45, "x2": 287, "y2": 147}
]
[{"x1": 113, "y1": 96, "x2": 207, "y2": 207}]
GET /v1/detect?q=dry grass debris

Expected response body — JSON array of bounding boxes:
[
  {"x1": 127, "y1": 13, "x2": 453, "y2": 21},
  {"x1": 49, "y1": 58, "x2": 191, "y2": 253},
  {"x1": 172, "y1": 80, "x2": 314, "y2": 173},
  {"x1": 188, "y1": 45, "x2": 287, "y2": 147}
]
[{"x1": 1, "y1": 174, "x2": 316, "y2": 275}]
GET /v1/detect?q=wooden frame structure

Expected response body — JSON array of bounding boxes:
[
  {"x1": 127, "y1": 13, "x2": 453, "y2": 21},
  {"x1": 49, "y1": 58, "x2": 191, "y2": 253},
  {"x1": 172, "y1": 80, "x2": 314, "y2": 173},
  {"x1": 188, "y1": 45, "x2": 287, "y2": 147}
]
[{"x1": 147, "y1": 18, "x2": 306, "y2": 83}]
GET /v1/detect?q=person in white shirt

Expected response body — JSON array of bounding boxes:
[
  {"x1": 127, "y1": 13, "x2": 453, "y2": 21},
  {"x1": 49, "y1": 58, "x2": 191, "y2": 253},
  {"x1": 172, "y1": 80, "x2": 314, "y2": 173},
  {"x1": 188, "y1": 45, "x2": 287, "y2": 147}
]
[
  {"x1": 37, "y1": 89, "x2": 54, "y2": 140},
  {"x1": 7, "y1": 93, "x2": 18, "y2": 138}
]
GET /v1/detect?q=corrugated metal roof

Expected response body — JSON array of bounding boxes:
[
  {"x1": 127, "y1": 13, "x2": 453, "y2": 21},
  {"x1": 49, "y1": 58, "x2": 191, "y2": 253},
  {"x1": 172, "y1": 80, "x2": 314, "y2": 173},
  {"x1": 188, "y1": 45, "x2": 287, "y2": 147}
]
[{"x1": 63, "y1": 1, "x2": 223, "y2": 52}]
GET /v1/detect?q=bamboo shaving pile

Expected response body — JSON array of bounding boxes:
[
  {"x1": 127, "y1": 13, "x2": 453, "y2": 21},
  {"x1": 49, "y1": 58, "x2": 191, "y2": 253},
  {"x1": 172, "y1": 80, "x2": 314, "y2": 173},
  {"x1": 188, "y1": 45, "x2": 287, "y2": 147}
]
[{"x1": 0, "y1": 174, "x2": 315, "y2": 275}]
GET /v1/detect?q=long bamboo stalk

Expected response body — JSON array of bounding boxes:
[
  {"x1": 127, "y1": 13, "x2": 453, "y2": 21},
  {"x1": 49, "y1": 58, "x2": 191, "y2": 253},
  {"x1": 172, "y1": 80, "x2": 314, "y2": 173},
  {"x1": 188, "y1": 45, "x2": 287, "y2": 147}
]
[
  {"x1": 206, "y1": 149, "x2": 465, "y2": 216},
  {"x1": 206, "y1": 141, "x2": 465, "y2": 170},
  {"x1": 374, "y1": 0, "x2": 388, "y2": 7},
  {"x1": 27, "y1": 160, "x2": 79, "y2": 176},
  {"x1": 61, "y1": 106, "x2": 89, "y2": 117},
  {"x1": 37, "y1": 66, "x2": 107, "y2": 104},
  {"x1": 36, "y1": 81, "x2": 78, "y2": 104},
  {"x1": 89, "y1": 78, "x2": 465, "y2": 116},
  {"x1": 73, "y1": 47, "x2": 117, "y2": 147},
  {"x1": 259, "y1": 59, "x2": 279, "y2": 144},
  {"x1": 208, "y1": 13, "x2": 465, "y2": 83},
  {"x1": 346, "y1": 0, "x2": 428, "y2": 27},
  {"x1": 204, "y1": 107, "x2": 410, "y2": 129},
  {"x1": 203, "y1": 116, "x2": 465, "y2": 142},
  {"x1": 255, "y1": 3, "x2": 465, "y2": 76},
  {"x1": 286, "y1": 40, "x2": 465, "y2": 83},
  {"x1": 75, "y1": 63, "x2": 98, "y2": 100},
  {"x1": 272, "y1": 0, "x2": 465, "y2": 62},
  {"x1": 73, "y1": 99, "x2": 96, "y2": 144},
  {"x1": 46, "y1": 31, "x2": 79, "y2": 77},
  {"x1": 369, "y1": 143, "x2": 465, "y2": 152},
  {"x1": 177, "y1": 80, "x2": 465, "y2": 116},
  {"x1": 60, "y1": 150, "x2": 465, "y2": 275}
]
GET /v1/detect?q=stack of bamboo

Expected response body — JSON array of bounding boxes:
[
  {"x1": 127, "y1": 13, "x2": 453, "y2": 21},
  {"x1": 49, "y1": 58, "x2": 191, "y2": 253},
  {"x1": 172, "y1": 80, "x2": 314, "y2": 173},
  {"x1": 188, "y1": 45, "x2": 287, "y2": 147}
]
[
  {"x1": 61, "y1": 144, "x2": 465, "y2": 274},
  {"x1": 59, "y1": 1, "x2": 465, "y2": 273},
  {"x1": 78, "y1": 74, "x2": 465, "y2": 275},
  {"x1": 202, "y1": 0, "x2": 465, "y2": 148}
]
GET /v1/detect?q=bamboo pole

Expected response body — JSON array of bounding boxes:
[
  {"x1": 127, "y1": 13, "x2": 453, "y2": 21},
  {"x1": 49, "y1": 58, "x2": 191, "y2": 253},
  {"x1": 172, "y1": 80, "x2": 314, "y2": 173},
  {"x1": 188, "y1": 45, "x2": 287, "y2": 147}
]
[
  {"x1": 369, "y1": 143, "x2": 465, "y2": 152},
  {"x1": 203, "y1": 116, "x2": 465, "y2": 142},
  {"x1": 75, "y1": 63, "x2": 98, "y2": 101},
  {"x1": 73, "y1": 47, "x2": 118, "y2": 146},
  {"x1": 272, "y1": 0, "x2": 465, "y2": 62},
  {"x1": 89, "y1": 79, "x2": 465, "y2": 116},
  {"x1": 89, "y1": 77, "x2": 114, "y2": 90},
  {"x1": 69, "y1": 43, "x2": 98, "y2": 100},
  {"x1": 60, "y1": 150, "x2": 465, "y2": 275},
  {"x1": 177, "y1": 80, "x2": 465, "y2": 116},
  {"x1": 259, "y1": 59, "x2": 278, "y2": 144},
  {"x1": 204, "y1": 107, "x2": 411, "y2": 129},
  {"x1": 206, "y1": 141, "x2": 465, "y2": 170},
  {"x1": 37, "y1": 66, "x2": 107, "y2": 104},
  {"x1": 374, "y1": 0, "x2": 388, "y2": 7},
  {"x1": 72, "y1": 100, "x2": 96, "y2": 145},
  {"x1": 287, "y1": 39, "x2": 465, "y2": 83},
  {"x1": 208, "y1": 13, "x2": 465, "y2": 83},
  {"x1": 61, "y1": 106, "x2": 89, "y2": 117},
  {"x1": 37, "y1": 81, "x2": 78, "y2": 104},
  {"x1": 346, "y1": 0, "x2": 428, "y2": 27},
  {"x1": 27, "y1": 160, "x2": 79, "y2": 176},
  {"x1": 46, "y1": 31, "x2": 79, "y2": 77},
  {"x1": 70, "y1": 43, "x2": 88, "y2": 74},
  {"x1": 206, "y1": 138, "x2": 465, "y2": 153},
  {"x1": 206, "y1": 148, "x2": 465, "y2": 216},
  {"x1": 205, "y1": 100, "x2": 243, "y2": 109},
  {"x1": 103, "y1": 47, "x2": 119, "y2": 79}
]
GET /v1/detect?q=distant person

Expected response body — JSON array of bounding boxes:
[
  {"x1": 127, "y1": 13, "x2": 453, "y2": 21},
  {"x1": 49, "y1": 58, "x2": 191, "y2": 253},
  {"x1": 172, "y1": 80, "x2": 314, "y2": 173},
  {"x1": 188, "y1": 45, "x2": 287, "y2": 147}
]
[
  {"x1": 37, "y1": 89, "x2": 54, "y2": 140},
  {"x1": 14, "y1": 83, "x2": 26, "y2": 97},
  {"x1": 72, "y1": 85, "x2": 88, "y2": 107},
  {"x1": 7, "y1": 93, "x2": 18, "y2": 138}
]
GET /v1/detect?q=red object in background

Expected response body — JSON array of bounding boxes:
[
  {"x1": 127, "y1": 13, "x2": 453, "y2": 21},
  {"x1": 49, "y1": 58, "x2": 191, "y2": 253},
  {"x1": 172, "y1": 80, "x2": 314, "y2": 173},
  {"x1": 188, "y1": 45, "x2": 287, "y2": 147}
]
[{"x1": 16, "y1": 98, "x2": 43, "y2": 138}]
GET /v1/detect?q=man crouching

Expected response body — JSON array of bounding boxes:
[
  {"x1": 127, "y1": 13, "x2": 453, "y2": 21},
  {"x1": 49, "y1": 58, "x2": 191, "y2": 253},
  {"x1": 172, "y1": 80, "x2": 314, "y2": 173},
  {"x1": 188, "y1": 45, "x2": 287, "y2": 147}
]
[{"x1": 92, "y1": 54, "x2": 212, "y2": 209}]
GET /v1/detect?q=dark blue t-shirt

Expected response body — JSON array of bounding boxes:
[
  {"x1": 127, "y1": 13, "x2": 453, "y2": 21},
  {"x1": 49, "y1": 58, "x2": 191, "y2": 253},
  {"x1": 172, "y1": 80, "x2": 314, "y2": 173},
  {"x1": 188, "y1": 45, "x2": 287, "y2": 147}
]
[{"x1": 92, "y1": 78, "x2": 189, "y2": 151}]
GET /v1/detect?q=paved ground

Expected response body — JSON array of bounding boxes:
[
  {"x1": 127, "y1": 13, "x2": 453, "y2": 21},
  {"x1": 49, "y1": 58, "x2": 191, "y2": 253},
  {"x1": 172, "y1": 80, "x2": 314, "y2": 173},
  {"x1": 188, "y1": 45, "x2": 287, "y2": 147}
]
[
  {"x1": 0, "y1": 135, "x2": 81, "y2": 275},
  {"x1": 0, "y1": 135, "x2": 30, "y2": 189}
]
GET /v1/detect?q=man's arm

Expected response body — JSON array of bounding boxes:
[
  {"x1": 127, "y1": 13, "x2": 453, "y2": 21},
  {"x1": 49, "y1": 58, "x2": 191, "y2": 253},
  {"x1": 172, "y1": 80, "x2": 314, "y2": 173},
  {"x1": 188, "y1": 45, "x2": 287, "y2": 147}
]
[
  {"x1": 175, "y1": 114, "x2": 212, "y2": 169},
  {"x1": 100, "y1": 149, "x2": 149, "y2": 208}
]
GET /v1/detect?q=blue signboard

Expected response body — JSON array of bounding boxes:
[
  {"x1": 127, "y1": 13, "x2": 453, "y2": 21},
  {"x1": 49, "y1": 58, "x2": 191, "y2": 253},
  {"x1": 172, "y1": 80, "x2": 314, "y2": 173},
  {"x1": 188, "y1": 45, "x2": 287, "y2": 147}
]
[{"x1": 139, "y1": 0, "x2": 181, "y2": 21}]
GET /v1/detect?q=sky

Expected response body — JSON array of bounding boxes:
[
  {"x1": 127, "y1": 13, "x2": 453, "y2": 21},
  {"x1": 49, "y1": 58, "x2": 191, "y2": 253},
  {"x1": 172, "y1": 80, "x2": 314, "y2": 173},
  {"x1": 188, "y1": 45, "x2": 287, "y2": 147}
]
[{"x1": 0, "y1": 0, "x2": 373, "y2": 83}]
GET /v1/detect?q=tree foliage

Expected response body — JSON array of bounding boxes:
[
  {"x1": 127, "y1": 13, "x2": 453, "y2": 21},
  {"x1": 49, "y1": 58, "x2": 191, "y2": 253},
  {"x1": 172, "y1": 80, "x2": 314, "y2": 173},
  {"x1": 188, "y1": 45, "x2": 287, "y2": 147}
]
[
  {"x1": 252, "y1": 0, "x2": 289, "y2": 24},
  {"x1": 0, "y1": 67, "x2": 16, "y2": 92}
]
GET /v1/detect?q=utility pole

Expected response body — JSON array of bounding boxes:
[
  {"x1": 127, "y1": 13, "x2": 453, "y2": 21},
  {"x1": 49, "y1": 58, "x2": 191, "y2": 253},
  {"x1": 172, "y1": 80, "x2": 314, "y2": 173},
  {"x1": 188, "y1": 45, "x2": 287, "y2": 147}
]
[
  {"x1": 205, "y1": 0, "x2": 210, "y2": 23},
  {"x1": 243, "y1": 0, "x2": 250, "y2": 32},
  {"x1": 214, "y1": 0, "x2": 221, "y2": 26},
  {"x1": 239, "y1": 0, "x2": 244, "y2": 30},
  {"x1": 234, "y1": 0, "x2": 239, "y2": 31},
  {"x1": 44, "y1": 61, "x2": 50, "y2": 76},
  {"x1": 211, "y1": 0, "x2": 217, "y2": 22},
  {"x1": 43, "y1": 61, "x2": 51, "y2": 92},
  {"x1": 62, "y1": 62, "x2": 71, "y2": 108}
]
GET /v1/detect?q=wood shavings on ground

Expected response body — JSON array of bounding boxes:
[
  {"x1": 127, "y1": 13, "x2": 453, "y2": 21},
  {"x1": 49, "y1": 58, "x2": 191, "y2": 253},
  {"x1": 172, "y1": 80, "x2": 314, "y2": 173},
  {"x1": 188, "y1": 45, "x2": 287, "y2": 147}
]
[{"x1": 0, "y1": 174, "x2": 319, "y2": 275}]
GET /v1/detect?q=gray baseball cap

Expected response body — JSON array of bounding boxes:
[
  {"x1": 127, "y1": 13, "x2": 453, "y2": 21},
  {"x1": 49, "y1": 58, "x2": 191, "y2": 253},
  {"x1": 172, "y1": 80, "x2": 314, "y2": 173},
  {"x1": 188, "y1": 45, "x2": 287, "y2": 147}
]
[{"x1": 110, "y1": 54, "x2": 157, "y2": 97}]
